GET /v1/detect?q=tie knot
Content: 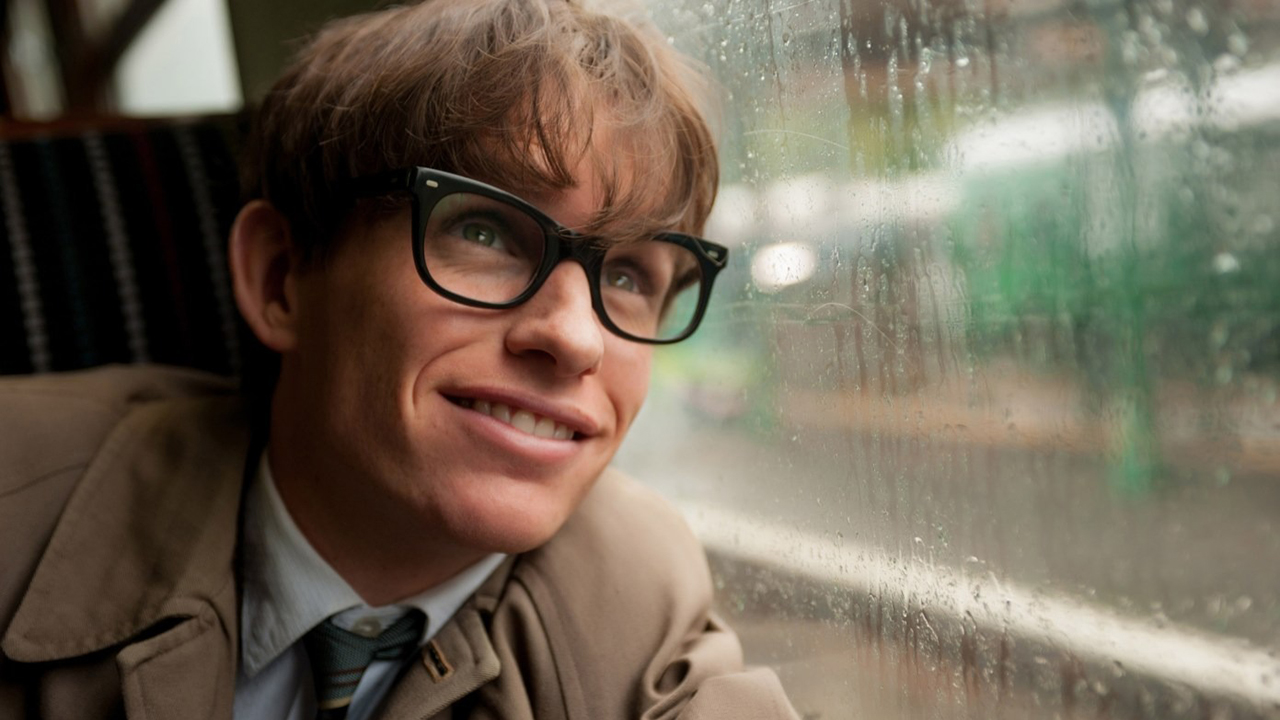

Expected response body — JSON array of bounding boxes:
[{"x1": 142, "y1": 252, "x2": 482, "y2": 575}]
[{"x1": 304, "y1": 609, "x2": 426, "y2": 718}]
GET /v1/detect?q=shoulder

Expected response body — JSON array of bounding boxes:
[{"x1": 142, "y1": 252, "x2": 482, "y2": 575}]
[
  {"x1": 0, "y1": 365, "x2": 239, "y2": 626},
  {"x1": 492, "y1": 469, "x2": 731, "y2": 714},
  {"x1": 484, "y1": 472, "x2": 800, "y2": 719},
  {"x1": 517, "y1": 468, "x2": 713, "y2": 615},
  {"x1": 0, "y1": 363, "x2": 234, "y2": 409},
  {"x1": 0, "y1": 364, "x2": 237, "y2": 495}
]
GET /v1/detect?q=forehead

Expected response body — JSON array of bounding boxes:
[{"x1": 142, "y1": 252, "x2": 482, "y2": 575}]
[
  {"x1": 479, "y1": 155, "x2": 678, "y2": 243},
  {"x1": 515, "y1": 176, "x2": 604, "y2": 233}
]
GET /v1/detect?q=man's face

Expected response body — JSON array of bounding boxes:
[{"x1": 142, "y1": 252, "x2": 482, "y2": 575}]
[{"x1": 275, "y1": 173, "x2": 652, "y2": 556}]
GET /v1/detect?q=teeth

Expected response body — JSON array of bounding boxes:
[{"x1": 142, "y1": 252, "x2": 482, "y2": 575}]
[
  {"x1": 493, "y1": 403, "x2": 511, "y2": 423},
  {"x1": 533, "y1": 417, "x2": 556, "y2": 439},
  {"x1": 511, "y1": 410, "x2": 536, "y2": 434},
  {"x1": 464, "y1": 399, "x2": 574, "y2": 440}
]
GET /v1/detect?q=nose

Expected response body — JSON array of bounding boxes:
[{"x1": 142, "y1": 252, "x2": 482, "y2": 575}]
[{"x1": 504, "y1": 261, "x2": 604, "y2": 377}]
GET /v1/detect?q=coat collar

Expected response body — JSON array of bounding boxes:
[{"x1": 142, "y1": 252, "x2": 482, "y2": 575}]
[{"x1": 2, "y1": 393, "x2": 253, "y2": 663}]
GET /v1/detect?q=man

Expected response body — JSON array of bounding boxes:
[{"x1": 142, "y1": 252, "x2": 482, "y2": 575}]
[{"x1": 0, "y1": 1, "x2": 798, "y2": 718}]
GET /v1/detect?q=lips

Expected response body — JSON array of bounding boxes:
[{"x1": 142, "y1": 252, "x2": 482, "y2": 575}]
[{"x1": 447, "y1": 396, "x2": 579, "y2": 440}]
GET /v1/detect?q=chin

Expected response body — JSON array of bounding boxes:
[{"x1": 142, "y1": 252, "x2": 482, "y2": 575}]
[
  {"x1": 440, "y1": 483, "x2": 582, "y2": 555},
  {"x1": 449, "y1": 515, "x2": 567, "y2": 556}
]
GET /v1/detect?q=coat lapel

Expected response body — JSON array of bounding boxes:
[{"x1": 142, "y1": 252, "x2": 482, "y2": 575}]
[{"x1": 2, "y1": 392, "x2": 252, "y2": 718}]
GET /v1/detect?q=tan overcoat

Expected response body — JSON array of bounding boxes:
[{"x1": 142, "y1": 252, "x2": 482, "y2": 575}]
[{"x1": 0, "y1": 366, "x2": 797, "y2": 720}]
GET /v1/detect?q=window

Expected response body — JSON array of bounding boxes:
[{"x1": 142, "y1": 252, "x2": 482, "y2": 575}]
[{"x1": 616, "y1": 0, "x2": 1280, "y2": 716}]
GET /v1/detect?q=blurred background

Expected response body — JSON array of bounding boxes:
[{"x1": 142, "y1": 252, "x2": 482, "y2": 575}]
[{"x1": 2, "y1": 0, "x2": 1279, "y2": 717}]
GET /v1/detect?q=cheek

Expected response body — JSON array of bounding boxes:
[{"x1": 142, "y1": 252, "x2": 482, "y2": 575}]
[
  {"x1": 315, "y1": 262, "x2": 436, "y2": 359},
  {"x1": 606, "y1": 344, "x2": 653, "y2": 431},
  {"x1": 292, "y1": 265, "x2": 436, "y2": 416}
]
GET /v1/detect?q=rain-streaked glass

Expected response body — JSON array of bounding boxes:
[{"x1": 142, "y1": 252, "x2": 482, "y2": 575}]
[{"x1": 614, "y1": 0, "x2": 1280, "y2": 718}]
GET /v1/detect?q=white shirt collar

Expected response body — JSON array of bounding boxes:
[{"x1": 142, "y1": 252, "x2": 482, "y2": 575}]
[{"x1": 239, "y1": 454, "x2": 506, "y2": 677}]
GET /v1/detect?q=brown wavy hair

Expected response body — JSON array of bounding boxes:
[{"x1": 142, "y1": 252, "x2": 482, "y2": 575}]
[{"x1": 242, "y1": 0, "x2": 720, "y2": 258}]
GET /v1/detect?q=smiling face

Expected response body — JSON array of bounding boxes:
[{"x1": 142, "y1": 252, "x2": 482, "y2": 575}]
[
  {"x1": 266, "y1": 170, "x2": 652, "y2": 585},
  {"x1": 234, "y1": 0, "x2": 719, "y2": 603}
]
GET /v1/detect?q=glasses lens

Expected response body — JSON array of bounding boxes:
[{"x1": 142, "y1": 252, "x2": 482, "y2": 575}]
[
  {"x1": 422, "y1": 192, "x2": 545, "y2": 303},
  {"x1": 599, "y1": 239, "x2": 704, "y2": 341}
]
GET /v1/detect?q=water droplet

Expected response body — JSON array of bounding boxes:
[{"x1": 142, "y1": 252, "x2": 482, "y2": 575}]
[
  {"x1": 1227, "y1": 31, "x2": 1249, "y2": 57},
  {"x1": 1186, "y1": 7, "x2": 1209, "y2": 35},
  {"x1": 1208, "y1": 594, "x2": 1225, "y2": 615},
  {"x1": 1209, "y1": 321, "x2": 1230, "y2": 348},
  {"x1": 1212, "y1": 252, "x2": 1240, "y2": 274},
  {"x1": 956, "y1": 56, "x2": 970, "y2": 68},
  {"x1": 1121, "y1": 30, "x2": 1142, "y2": 65},
  {"x1": 1214, "y1": 53, "x2": 1241, "y2": 73},
  {"x1": 1215, "y1": 363, "x2": 1234, "y2": 385},
  {"x1": 1214, "y1": 466, "x2": 1232, "y2": 486}
]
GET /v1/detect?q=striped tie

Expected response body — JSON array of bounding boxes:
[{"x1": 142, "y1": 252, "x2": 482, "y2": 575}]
[{"x1": 303, "y1": 609, "x2": 426, "y2": 720}]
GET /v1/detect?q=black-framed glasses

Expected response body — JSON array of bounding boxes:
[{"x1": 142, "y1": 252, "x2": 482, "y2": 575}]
[{"x1": 344, "y1": 167, "x2": 729, "y2": 344}]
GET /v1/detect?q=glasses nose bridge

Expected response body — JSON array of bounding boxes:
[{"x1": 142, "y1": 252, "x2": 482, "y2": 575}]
[
  {"x1": 541, "y1": 227, "x2": 604, "y2": 287},
  {"x1": 528, "y1": 229, "x2": 604, "y2": 311}
]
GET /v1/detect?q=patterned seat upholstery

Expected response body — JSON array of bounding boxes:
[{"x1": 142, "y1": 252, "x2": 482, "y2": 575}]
[{"x1": 0, "y1": 117, "x2": 242, "y2": 376}]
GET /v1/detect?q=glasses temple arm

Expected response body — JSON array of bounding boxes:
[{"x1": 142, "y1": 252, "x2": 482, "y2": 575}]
[{"x1": 341, "y1": 168, "x2": 420, "y2": 198}]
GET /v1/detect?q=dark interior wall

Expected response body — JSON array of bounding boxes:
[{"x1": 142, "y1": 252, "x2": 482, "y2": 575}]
[{"x1": 225, "y1": 0, "x2": 376, "y2": 104}]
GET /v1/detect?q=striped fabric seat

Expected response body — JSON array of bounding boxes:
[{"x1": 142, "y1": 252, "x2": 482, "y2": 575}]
[{"x1": 0, "y1": 117, "x2": 242, "y2": 376}]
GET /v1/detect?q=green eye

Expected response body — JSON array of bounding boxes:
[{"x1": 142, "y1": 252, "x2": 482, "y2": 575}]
[
  {"x1": 462, "y1": 223, "x2": 499, "y2": 247},
  {"x1": 605, "y1": 268, "x2": 640, "y2": 293}
]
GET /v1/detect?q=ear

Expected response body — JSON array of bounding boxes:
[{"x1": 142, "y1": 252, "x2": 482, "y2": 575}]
[{"x1": 228, "y1": 200, "x2": 302, "y2": 353}]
